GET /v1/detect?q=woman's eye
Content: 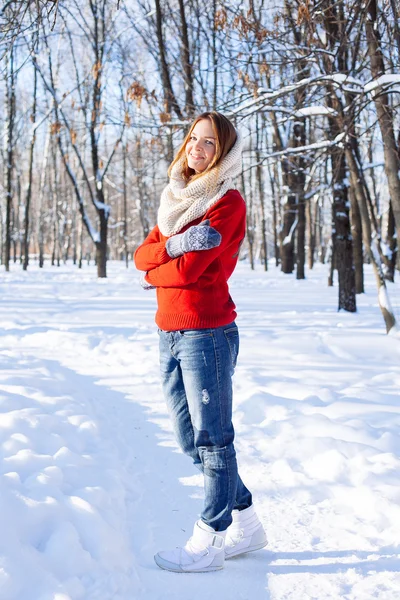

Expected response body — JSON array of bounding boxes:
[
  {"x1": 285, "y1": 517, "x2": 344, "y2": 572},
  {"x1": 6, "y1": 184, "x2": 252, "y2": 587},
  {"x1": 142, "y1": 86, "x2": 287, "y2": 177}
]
[{"x1": 206, "y1": 140, "x2": 214, "y2": 145}]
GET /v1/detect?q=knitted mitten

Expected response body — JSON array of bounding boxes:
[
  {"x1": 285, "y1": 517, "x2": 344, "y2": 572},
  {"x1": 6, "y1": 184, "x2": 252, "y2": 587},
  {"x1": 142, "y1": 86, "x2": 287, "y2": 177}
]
[
  {"x1": 166, "y1": 220, "x2": 221, "y2": 258},
  {"x1": 139, "y1": 271, "x2": 155, "y2": 290}
]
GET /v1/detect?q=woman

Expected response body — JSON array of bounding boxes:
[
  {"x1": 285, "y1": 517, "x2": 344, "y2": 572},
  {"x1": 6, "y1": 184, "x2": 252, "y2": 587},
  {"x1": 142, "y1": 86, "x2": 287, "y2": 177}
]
[{"x1": 134, "y1": 112, "x2": 267, "y2": 573}]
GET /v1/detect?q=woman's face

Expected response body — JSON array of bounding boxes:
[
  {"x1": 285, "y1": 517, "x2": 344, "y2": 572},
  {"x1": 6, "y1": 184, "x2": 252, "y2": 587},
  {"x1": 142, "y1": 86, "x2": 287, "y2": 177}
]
[{"x1": 186, "y1": 119, "x2": 216, "y2": 173}]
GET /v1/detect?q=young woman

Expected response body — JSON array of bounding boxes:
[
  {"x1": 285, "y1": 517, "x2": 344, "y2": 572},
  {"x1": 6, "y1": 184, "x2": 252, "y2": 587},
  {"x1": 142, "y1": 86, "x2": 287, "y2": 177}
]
[{"x1": 134, "y1": 112, "x2": 267, "y2": 573}]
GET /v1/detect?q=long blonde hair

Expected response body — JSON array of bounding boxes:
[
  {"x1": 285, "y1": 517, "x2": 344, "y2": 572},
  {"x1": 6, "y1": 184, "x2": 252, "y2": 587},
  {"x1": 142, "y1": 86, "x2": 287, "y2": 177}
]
[{"x1": 168, "y1": 112, "x2": 237, "y2": 183}]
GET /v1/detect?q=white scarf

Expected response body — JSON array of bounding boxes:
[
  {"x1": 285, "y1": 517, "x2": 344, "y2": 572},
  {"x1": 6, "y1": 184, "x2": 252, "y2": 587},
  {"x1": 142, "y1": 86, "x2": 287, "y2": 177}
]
[{"x1": 157, "y1": 131, "x2": 243, "y2": 237}]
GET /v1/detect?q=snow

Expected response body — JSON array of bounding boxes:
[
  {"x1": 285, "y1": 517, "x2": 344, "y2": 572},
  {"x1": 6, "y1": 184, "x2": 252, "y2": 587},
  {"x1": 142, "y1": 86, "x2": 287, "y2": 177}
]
[
  {"x1": 324, "y1": 74, "x2": 363, "y2": 88},
  {"x1": 93, "y1": 197, "x2": 111, "y2": 218},
  {"x1": 364, "y1": 75, "x2": 400, "y2": 93},
  {"x1": 0, "y1": 261, "x2": 400, "y2": 599},
  {"x1": 377, "y1": 285, "x2": 398, "y2": 335},
  {"x1": 294, "y1": 106, "x2": 337, "y2": 118},
  {"x1": 232, "y1": 73, "x2": 366, "y2": 120},
  {"x1": 262, "y1": 133, "x2": 346, "y2": 162},
  {"x1": 381, "y1": 241, "x2": 393, "y2": 260},
  {"x1": 282, "y1": 217, "x2": 298, "y2": 245}
]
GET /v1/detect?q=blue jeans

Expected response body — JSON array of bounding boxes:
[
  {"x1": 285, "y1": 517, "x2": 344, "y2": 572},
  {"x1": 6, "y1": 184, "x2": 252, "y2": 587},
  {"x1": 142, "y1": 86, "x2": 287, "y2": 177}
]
[{"x1": 158, "y1": 321, "x2": 252, "y2": 532}]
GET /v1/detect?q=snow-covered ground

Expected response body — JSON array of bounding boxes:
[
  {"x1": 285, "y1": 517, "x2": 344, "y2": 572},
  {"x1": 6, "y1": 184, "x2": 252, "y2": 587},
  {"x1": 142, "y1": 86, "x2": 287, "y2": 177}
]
[{"x1": 0, "y1": 260, "x2": 399, "y2": 600}]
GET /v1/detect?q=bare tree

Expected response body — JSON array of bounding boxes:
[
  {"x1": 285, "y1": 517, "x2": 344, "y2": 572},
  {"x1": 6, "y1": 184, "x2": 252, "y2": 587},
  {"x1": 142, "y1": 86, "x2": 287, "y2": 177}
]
[
  {"x1": 365, "y1": 0, "x2": 400, "y2": 252},
  {"x1": 3, "y1": 45, "x2": 16, "y2": 272}
]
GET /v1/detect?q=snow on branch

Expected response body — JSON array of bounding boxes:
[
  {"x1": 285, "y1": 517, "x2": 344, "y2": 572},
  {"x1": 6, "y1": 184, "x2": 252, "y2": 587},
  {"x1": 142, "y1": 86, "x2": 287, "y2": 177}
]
[
  {"x1": 258, "y1": 133, "x2": 345, "y2": 163},
  {"x1": 93, "y1": 198, "x2": 111, "y2": 219},
  {"x1": 294, "y1": 106, "x2": 338, "y2": 118},
  {"x1": 364, "y1": 75, "x2": 400, "y2": 94},
  {"x1": 228, "y1": 74, "x2": 363, "y2": 118},
  {"x1": 63, "y1": 162, "x2": 100, "y2": 243},
  {"x1": 362, "y1": 161, "x2": 384, "y2": 171},
  {"x1": 304, "y1": 184, "x2": 328, "y2": 200},
  {"x1": 326, "y1": 74, "x2": 363, "y2": 88},
  {"x1": 283, "y1": 218, "x2": 298, "y2": 245},
  {"x1": 104, "y1": 176, "x2": 124, "y2": 194}
]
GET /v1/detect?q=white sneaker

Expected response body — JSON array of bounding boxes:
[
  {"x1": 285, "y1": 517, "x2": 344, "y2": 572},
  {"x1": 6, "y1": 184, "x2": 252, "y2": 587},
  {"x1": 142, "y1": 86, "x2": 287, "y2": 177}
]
[
  {"x1": 154, "y1": 520, "x2": 226, "y2": 573},
  {"x1": 225, "y1": 505, "x2": 267, "y2": 559}
]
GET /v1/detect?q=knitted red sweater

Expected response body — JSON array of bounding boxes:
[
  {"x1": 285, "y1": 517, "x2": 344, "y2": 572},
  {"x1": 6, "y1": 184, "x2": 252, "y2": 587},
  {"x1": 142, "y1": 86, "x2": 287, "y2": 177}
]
[{"x1": 134, "y1": 190, "x2": 246, "y2": 331}]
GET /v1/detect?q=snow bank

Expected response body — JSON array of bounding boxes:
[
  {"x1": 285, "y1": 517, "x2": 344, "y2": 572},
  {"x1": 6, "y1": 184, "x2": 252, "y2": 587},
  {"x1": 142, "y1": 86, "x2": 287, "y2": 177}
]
[{"x1": 0, "y1": 262, "x2": 399, "y2": 599}]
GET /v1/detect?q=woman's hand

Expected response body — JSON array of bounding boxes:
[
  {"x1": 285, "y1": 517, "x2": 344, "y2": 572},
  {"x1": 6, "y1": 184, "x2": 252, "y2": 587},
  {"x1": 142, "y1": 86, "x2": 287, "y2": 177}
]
[
  {"x1": 165, "y1": 220, "x2": 222, "y2": 258},
  {"x1": 139, "y1": 272, "x2": 155, "y2": 290}
]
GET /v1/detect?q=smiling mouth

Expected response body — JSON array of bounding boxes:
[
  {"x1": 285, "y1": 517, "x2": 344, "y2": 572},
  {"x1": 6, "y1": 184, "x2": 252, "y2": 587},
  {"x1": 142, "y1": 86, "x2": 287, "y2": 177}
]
[{"x1": 190, "y1": 154, "x2": 204, "y2": 160}]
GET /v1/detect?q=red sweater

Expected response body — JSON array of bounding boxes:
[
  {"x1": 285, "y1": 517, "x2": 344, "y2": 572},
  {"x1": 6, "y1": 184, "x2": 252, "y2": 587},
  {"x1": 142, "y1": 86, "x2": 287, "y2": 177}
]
[{"x1": 134, "y1": 189, "x2": 246, "y2": 331}]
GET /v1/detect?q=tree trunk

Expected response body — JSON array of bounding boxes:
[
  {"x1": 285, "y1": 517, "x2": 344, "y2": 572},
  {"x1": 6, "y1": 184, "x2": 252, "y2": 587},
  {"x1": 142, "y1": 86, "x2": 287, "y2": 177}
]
[
  {"x1": 4, "y1": 47, "x2": 16, "y2": 272},
  {"x1": 241, "y1": 170, "x2": 254, "y2": 270},
  {"x1": 272, "y1": 164, "x2": 280, "y2": 267},
  {"x1": 15, "y1": 171, "x2": 21, "y2": 263},
  {"x1": 37, "y1": 117, "x2": 51, "y2": 269},
  {"x1": 349, "y1": 185, "x2": 364, "y2": 294},
  {"x1": 306, "y1": 198, "x2": 314, "y2": 270},
  {"x1": 331, "y1": 156, "x2": 356, "y2": 312},
  {"x1": 51, "y1": 138, "x2": 59, "y2": 267},
  {"x1": 280, "y1": 195, "x2": 296, "y2": 273},
  {"x1": 78, "y1": 215, "x2": 83, "y2": 269},
  {"x1": 136, "y1": 135, "x2": 150, "y2": 239},
  {"x1": 72, "y1": 202, "x2": 77, "y2": 266},
  {"x1": 346, "y1": 146, "x2": 397, "y2": 333},
  {"x1": 320, "y1": 0, "x2": 356, "y2": 310},
  {"x1": 292, "y1": 115, "x2": 307, "y2": 281},
  {"x1": 154, "y1": 0, "x2": 183, "y2": 120},
  {"x1": 282, "y1": 0, "x2": 308, "y2": 278},
  {"x1": 23, "y1": 59, "x2": 38, "y2": 271},
  {"x1": 328, "y1": 240, "x2": 334, "y2": 287},
  {"x1": 96, "y1": 211, "x2": 108, "y2": 278},
  {"x1": 178, "y1": 0, "x2": 195, "y2": 116},
  {"x1": 256, "y1": 115, "x2": 267, "y2": 271},
  {"x1": 123, "y1": 142, "x2": 129, "y2": 268},
  {"x1": 266, "y1": 132, "x2": 280, "y2": 266},
  {"x1": 297, "y1": 195, "x2": 306, "y2": 280},
  {"x1": 384, "y1": 200, "x2": 397, "y2": 281},
  {"x1": 212, "y1": 0, "x2": 218, "y2": 110},
  {"x1": 365, "y1": 0, "x2": 400, "y2": 248}
]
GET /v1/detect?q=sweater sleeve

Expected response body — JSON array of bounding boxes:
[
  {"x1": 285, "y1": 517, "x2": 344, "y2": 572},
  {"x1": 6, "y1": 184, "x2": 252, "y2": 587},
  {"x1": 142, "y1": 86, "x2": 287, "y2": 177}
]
[
  {"x1": 145, "y1": 194, "x2": 246, "y2": 288},
  {"x1": 133, "y1": 224, "x2": 171, "y2": 271}
]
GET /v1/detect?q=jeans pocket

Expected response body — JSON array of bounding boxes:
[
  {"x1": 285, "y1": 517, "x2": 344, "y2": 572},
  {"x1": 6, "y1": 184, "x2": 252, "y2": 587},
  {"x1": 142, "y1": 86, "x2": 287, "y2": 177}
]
[
  {"x1": 200, "y1": 447, "x2": 227, "y2": 470},
  {"x1": 224, "y1": 327, "x2": 239, "y2": 368},
  {"x1": 180, "y1": 329, "x2": 212, "y2": 339}
]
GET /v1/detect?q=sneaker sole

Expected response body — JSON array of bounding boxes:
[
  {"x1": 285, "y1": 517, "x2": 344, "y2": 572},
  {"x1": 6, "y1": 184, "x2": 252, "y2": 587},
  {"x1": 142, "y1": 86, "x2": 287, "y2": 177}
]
[
  {"x1": 154, "y1": 554, "x2": 224, "y2": 573},
  {"x1": 225, "y1": 539, "x2": 268, "y2": 560}
]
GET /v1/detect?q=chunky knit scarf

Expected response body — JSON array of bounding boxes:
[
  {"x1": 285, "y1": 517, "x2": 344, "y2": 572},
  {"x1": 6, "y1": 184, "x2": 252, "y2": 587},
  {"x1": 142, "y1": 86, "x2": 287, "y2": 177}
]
[{"x1": 157, "y1": 131, "x2": 243, "y2": 237}]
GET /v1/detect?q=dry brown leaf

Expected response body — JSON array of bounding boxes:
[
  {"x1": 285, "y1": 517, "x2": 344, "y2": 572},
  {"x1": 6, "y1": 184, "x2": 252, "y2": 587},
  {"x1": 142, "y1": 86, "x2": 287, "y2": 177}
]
[
  {"x1": 124, "y1": 112, "x2": 131, "y2": 127},
  {"x1": 159, "y1": 112, "x2": 171, "y2": 124},
  {"x1": 50, "y1": 121, "x2": 62, "y2": 135}
]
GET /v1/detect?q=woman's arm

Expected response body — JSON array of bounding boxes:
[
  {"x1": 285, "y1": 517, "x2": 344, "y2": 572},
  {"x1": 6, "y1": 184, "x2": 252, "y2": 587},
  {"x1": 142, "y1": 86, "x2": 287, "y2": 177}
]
[
  {"x1": 145, "y1": 194, "x2": 245, "y2": 288},
  {"x1": 133, "y1": 225, "x2": 171, "y2": 271}
]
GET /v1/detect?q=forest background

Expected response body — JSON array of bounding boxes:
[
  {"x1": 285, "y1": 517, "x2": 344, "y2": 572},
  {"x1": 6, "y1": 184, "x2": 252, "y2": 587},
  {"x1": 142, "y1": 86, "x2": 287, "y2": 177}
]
[{"x1": 1, "y1": 0, "x2": 400, "y2": 333}]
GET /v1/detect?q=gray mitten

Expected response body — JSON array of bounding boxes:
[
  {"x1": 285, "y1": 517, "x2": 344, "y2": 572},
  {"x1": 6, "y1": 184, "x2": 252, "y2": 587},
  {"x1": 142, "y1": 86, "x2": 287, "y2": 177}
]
[
  {"x1": 166, "y1": 219, "x2": 222, "y2": 258},
  {"x1": 139, "y1": 271, "x2": 155, "y2": 290}
]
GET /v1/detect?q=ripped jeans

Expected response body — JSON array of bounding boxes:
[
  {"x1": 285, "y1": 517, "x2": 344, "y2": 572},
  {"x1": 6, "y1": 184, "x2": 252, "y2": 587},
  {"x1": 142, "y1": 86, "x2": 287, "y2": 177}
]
[{"x1": 158, "y1": 322, "x2": 252, "y2": 531}]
